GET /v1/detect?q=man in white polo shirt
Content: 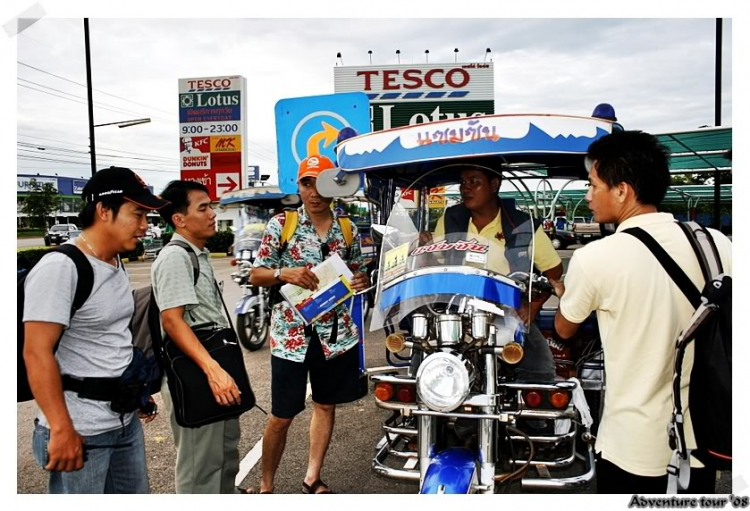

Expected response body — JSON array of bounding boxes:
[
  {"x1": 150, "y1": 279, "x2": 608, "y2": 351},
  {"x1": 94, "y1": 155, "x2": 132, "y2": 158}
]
[{"x1": 552, "y1": 131, "x2": 731, "y2": 494}]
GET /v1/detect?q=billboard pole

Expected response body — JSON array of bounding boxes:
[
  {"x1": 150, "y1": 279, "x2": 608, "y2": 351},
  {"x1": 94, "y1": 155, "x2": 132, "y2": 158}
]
[{"x1": 84, "y1": 18, "x2": 97, "y2": 176}]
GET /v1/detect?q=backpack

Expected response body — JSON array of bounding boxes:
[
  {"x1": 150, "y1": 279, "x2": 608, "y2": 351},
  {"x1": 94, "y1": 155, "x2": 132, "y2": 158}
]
[
  {"x1": 130, "y1": 240, "x2": 200, "y2": 393},
  {"x1": 268, "y1": 210, "x2": 355, "y2": 305},
  {"x1": 624, "y1": 221, "x2": 731, "y2": 491},
  {"x1": 18, "y1": 244, "x2": 94, "y2": 402},
  {"x1": 279, "y1": 209, "x2": 354, "y2": 253}
]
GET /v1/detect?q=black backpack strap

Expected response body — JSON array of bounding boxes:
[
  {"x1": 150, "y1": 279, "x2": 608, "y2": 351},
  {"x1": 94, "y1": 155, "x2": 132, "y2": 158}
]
[
  {"x1": 54, "y1": 244, "x2": 94, "y2": 314},
  {"x1": 677, "y1": 222, "x2": 723, "y2": 280},
  {"x1": 623, "y1": 227, "x2": 702, "y2": 309},
  {"x1": 166, "y1": 240, "x2": 200, "y2": 285}
]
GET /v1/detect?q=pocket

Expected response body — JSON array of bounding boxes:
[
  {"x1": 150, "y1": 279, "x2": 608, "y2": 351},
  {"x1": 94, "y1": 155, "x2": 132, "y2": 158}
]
[{"x1": 32, "y1": 422, "x2": 50, "y2": 468}]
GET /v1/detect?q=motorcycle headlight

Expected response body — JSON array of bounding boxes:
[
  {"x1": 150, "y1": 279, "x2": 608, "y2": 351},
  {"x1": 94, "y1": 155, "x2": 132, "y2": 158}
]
[
  {"x1": 240, "y1": 249, "x2": 252, "y2": 261},
  {"x1": 416, "y1": 352, "x2": 470, "y2": 412}
]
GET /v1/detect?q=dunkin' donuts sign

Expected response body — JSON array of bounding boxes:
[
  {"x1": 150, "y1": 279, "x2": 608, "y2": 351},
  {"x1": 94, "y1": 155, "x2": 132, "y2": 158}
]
[{"x1": 334, "y1": 62, "x2": 494, "y2": 131}]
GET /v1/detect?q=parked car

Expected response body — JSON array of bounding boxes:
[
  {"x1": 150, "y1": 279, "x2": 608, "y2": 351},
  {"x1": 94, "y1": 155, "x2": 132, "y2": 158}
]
[
  {"x1": 571, "y1": 216, "x2": 601, "y2": 244},
  {"x1": 44, "y1": 223, "x2": 79, "y2": 246},
  {"x1": 551, "y1": 227, "x2": 578, "y2": 249}
]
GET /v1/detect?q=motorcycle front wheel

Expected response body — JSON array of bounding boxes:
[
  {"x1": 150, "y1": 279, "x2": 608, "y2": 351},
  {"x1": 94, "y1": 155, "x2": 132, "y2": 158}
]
[{"x1": 237, "y1": 309, "x2": 268, "y2": 351}]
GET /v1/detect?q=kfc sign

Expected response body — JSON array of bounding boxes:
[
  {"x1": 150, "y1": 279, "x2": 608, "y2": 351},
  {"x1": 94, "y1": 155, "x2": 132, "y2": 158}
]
[{"x1": 335, "y1": 62, "x2": 493, "y2": 102}]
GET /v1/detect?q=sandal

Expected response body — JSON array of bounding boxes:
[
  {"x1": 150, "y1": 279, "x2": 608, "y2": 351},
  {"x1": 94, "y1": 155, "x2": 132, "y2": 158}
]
[
  {"x1": 237, "y1": 486, "x2": 272, "y2": 494},
  {"x1": 302, "y1": 479, "x2": 332, "y2": 494}
]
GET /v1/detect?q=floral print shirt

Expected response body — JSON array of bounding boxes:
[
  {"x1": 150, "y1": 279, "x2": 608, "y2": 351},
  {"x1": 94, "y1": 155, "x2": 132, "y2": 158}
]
[{"x1": 253, "y1": 206, "x2": 366, "y2": 363}]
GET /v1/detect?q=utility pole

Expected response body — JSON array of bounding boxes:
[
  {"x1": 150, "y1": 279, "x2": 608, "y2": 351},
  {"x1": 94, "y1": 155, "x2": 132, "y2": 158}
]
[
  {"x1": 84, "y1": 18, "x2": 97, "y2": 176},
  {"x1": 713, "y1": 18, "x2": 722, "y2": 229}
]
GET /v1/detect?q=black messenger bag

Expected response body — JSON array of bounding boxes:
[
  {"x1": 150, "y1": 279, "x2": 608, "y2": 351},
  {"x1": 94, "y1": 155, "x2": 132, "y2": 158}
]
[{"x1": 157, "y1": 278, "x2": 256, "y2": 428}]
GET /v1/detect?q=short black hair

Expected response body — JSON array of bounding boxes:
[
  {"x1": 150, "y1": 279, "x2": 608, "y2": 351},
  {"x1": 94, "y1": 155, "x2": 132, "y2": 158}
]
[
  {"x1": 586, "y1": 130, "x2": 671, "y2": 206},
  {"x1": 78, "y1": 195, "x2": 125, "y2": 229},
  {"x1": 158, "y1": 180, "x2": 210, "y2": 228}
]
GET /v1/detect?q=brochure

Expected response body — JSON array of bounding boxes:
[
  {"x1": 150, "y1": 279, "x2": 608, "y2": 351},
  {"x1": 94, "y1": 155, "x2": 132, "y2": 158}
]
[{"x1": 280, "y1": 253, "x2": 355, "y2": 325}]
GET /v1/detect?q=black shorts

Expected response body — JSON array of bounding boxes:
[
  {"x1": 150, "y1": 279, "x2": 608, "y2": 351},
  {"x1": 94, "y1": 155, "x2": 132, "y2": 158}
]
[{"x1": 271, "y1": 328, "x2": 363, "y2": 419}]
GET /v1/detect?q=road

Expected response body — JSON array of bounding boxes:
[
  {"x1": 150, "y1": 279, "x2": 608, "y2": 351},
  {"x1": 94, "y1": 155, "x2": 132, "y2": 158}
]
[
  {"x1": 17, "y1": 250, "x2": 731, "y2": 494},
  {"x1": 17, "y1": 237, "x2": 46, "y2": 249}
]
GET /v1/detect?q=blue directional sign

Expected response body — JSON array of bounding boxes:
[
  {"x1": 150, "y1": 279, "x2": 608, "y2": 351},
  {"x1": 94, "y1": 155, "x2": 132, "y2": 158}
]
[{"x1": 275, "y1": 92, "x2": 370, "y2": 194}]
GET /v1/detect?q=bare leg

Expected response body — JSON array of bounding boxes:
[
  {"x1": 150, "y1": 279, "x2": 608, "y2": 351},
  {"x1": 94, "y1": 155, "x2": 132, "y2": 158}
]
[
  {"x1": 303, "y1": 402, "x2": 336, "y2": 492},
  {"x1": 260, "y1": 414, "x2": 293, "y2": 494}
]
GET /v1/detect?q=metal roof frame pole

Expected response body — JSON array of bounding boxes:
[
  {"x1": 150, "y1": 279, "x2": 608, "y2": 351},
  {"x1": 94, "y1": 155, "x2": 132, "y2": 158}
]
[
  {"x1": 713, "y1": 18, "x2": 723, "y2": 229},
  {"x1": 84, "y1": 18, "x2": 96, "y2": 176}
]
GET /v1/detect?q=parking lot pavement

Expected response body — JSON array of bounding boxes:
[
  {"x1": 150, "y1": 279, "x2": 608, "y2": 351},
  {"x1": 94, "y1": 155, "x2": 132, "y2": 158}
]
[{"x1": 17, "y1": 237, "x2": 46, "y2": 249}]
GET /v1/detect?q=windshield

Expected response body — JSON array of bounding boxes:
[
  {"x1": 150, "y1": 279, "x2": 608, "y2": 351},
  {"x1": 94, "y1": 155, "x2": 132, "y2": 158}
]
[
  {"x1": 50, "y1": 225, "x2": 69, "y2": 231},
  {"x1": 233, "y1": 204, "x2": 272, "y2": 257},
  {"x1": 369, "y1": 166, "x2": 538, "y2": 337}
]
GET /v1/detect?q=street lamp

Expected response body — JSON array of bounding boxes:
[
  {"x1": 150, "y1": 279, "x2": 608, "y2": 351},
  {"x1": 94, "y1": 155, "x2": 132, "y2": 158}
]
[{"x1": 94, "y1": 118, "x2": 151, "y2": 128}]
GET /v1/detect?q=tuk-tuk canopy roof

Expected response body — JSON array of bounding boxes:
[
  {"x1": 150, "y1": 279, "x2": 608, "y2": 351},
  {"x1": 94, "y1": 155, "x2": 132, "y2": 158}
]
[{"x1": 219, "y1": 185, "x2": 300, "y2": 207}]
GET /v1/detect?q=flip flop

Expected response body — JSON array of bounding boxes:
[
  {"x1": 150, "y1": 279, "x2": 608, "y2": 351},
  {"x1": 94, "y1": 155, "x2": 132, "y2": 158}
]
[
  {"x1": 237, "y1": 486, "x2": 272, "y2": 494},
  {"x1": 301, "y1": 479, "x2": 332, "y2": 494}
]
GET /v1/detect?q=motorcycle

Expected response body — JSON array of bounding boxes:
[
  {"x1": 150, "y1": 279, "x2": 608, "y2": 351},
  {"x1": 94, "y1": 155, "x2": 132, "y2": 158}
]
[
  {"x1": 319, "y1": 113, "x2": 612, "y2": 493},
  {"x1": 222, "y1": 186, "x2": 301, "y2": 351}
]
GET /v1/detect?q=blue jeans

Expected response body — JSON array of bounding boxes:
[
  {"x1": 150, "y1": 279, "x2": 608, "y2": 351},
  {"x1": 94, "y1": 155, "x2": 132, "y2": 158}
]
[{"x1": 32, "y1": 417, "x2": 148, "y2": 494}]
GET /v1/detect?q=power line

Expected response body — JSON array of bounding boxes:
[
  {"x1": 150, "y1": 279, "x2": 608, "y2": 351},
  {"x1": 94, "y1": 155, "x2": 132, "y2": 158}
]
[
  {"x1": 18, "y1": 142, "x2": 177, "y2": 166},
  {"x1": 18, "y1": 60, "x2": 178, "y2": 117},
  {"x1": 18, "y1": 154, "x2": 179, "y2": 174},
  {"x1": 17, "y1": 133, "x2": 178, "y2": 162},
  {"x1": 18, "y1": 78, "x2": 175, "y2": 123},
  {"x1": 18, "y1": 82, "x2": 176, "y2": 125}
]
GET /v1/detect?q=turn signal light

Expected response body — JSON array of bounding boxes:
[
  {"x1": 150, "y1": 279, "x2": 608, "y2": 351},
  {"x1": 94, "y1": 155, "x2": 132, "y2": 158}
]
[
  {"x1": 550, "y1": 391, "x2": 570, "y2": 409},
  {"x1": 230, "y1": 258, "x2": 238, "y2": 266},
  {"x1": 374, "y1": 383, "x2": 395, "y2": 401},
  {"x1": 523, "y1": 391, "x2": 542, "y2": 408},
  {"x1": 385, "y1": 333, "x2": 407, "y2": 354},
  {"x1": 501, "y1": 342, "x2": 524, "y2": 365},
  {"x1": 396, "y1": 385, "x2": 416, "y2": 403}
]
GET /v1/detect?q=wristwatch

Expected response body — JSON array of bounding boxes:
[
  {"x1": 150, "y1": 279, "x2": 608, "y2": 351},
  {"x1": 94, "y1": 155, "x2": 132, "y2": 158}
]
[{"x1": 273, "y1": 268, "x2": 282, "y2": 282}]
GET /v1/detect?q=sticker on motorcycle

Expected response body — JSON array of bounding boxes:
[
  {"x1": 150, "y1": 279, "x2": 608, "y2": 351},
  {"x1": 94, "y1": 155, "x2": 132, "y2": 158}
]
[{"x1": 410, "y1": 238, "x2": 489, "y2": 257}]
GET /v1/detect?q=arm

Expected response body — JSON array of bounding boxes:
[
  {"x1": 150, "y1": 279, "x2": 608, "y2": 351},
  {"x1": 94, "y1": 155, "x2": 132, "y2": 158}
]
[
  {"x1": 551, "y1": 252, "x2": 596, "y2": 340},
  {"x1": 24, "y1": 321, "x2": 84, "y2": 472},
  {"x1": 161, "y1": 307, "x2": 241, "y2": 406},
  {"x1": 249, "y1": 215, "x2": 318, "y2": 290}
]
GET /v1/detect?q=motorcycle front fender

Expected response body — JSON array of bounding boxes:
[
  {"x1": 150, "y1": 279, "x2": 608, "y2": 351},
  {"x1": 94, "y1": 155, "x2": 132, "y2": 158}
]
[
  {"x1": 235, "y1": 294, "x2": 260, "y2": 315},
  {"x1": 420, "y1": 447, "x2": 477, "y2": 494}
]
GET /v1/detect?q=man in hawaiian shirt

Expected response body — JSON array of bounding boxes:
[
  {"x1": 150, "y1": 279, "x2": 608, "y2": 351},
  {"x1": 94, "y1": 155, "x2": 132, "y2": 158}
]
[{"x1": 251, "y1": 155, "x2": 369, "y2": 494}]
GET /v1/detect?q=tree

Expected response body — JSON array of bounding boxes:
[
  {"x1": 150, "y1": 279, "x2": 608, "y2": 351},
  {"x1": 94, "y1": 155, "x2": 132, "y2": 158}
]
[{"x1": 21, "y1": 179, "x2": 60, "y2": 228}]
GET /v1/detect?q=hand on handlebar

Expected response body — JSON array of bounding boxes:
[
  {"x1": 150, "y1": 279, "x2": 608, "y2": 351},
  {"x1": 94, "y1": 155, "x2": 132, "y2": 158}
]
[
  {"x1": 548, "y1": 278, "x2": 565, "y2": 298},
  {"x1": 280, "y1": 267, "x2": 319, "y2": 291}
]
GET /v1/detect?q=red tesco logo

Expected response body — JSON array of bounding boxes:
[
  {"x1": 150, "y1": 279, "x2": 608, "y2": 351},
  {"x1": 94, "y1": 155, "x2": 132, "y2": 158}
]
[
  {"x1": 187, "y1": 78, "x2": 233, "y2": 90},
  {"x1": 356, "y1": 68, "x2": 470, "y2": 91}
]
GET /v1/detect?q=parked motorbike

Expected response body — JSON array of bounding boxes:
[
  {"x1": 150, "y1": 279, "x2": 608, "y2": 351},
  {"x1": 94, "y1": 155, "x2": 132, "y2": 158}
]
[
  {"x1": 222, "y1": 186, "x2": 301, "y2": 352},
  {"x1": 232, "y1": 229, "x2": 270, "y2": 351},
  {"x1": 319, "y1": 113, "x2": 613, "y2": 493}
]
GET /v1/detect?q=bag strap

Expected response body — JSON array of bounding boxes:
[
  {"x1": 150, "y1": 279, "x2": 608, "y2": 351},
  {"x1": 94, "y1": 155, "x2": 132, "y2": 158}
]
[
  {"x1": 54, "y1": 244, "x2": 94, "y2": 314},
  {"x1": 166, "y1": 240, "x2": 200, "y2": 285},
  {"x1": 623, "y1": 227, "x2": 702, "y2": 309},
  {"x1": 677, "y1": 222, "x2": 723, "y2": 280},
  {"x1": 280, "y1": 210, "x2": 298, "y2": 249}
]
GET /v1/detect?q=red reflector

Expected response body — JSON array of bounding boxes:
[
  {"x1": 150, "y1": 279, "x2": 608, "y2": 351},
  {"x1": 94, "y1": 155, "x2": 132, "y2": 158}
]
[
  {"x1": 550, "y1": 391, "x2": 570, "y2": 409},
  {"x1": 524, "y1": 391, "x2": 542, "y2": 408},
  {"x1": 230, "y1": 259, "x2": 237, "y2": 266},
  {"x1": 396, "y1": 385, "x2": 416, "y2": 403},
  {"x1": 374, "y1": 383, "x2": 394, "y2": 401}
]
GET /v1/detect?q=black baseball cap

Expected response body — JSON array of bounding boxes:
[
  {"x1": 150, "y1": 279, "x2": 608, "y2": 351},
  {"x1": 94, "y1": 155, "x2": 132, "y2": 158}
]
[{"x1": 82, "y1": 166, "x2": 169, "y2": 210}]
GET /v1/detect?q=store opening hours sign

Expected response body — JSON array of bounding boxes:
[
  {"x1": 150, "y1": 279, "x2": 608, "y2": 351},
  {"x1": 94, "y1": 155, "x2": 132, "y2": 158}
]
[{"x1": 179, "y1": 75, "x2": 247, "y2": 201}]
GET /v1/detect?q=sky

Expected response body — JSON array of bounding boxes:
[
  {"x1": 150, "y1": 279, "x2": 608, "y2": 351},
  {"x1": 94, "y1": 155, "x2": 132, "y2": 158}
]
[{"x1": 8, "y1": 13, "x2": 735, "y2": 194}]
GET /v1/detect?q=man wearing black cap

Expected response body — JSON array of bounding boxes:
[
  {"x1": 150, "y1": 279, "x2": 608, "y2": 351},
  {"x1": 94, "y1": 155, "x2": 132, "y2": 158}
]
[{"x1": 23, "y1": 167, "x2": 169, "y2": 493}]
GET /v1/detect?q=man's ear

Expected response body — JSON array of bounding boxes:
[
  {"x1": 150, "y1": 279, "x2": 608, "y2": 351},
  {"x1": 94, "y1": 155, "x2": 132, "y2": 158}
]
[
  {"x1": 616, "y1": 182, "x2": 631, "y2": 203},
  {"x1": 95, "y1": 202, "x2": 112, "y2": 223},
  {"x1": 171, "y1": 212, "x2": 184, "y2": 228}
]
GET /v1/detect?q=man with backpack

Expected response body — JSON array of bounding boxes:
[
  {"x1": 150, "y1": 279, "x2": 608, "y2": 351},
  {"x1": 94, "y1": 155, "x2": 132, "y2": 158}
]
[
  {"x1": 22, "y1": 166, "x2": 169, "y2": 493},
  {"x1": 250, "y1": 155, "x2": 369, "y2": 494},
  {"x1": 552, "y1": 131, "x2": 732, "y2": 493},
  {"x1": 151, "y1": 180, "x2": 243, "y2": 494}
]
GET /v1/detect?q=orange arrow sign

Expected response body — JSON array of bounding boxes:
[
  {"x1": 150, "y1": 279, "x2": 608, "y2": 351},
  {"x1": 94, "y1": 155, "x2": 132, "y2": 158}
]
[{"x1": 306, "y1": 121, "x2": 339, "y2": 157}]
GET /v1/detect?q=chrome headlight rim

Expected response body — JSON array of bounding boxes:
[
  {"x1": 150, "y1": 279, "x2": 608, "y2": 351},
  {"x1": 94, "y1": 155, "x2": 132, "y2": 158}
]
[{"x1": 415, "y1": 352, "x2": 470, "y2": 413}]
